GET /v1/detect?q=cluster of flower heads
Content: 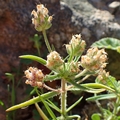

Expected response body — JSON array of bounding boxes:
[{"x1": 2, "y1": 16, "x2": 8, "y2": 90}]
[
  {"x1": 25, "y1": 67, "x2": 44, "y2": 87},
  {"x1": 24, "y1": 4, "x2": 109, "y2": 88},
  {"x1": 31, "y1": 4, "x2": 52, "y2": 31}
]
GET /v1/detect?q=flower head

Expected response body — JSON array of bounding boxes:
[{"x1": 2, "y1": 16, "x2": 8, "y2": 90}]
[
  {"x1": 25, "y1": 67, "x2": 44, "y2": 87},
  {"x1": 31, "y1": 4, "x2": 52, "y2": 31},
  {"x1": 81, "y1": 47, "x2": 107, "y2": 71},
  {"x1": 69, "y1": 61, "x2": 80, "y2": 74},
  {"x1": 96, "y1": 69, "x2": 109, "y2": 84},
  {"x1": 66, "y1": 34, "x2": 86, "y2": 56},
  {"x1": 46, "y1": 51, "x2": 64, "y2": 70}
]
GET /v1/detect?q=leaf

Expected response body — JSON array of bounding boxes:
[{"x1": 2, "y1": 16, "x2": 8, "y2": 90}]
[
  {"x1": 91, "y1": 37, "x2": 120, "y2": 53},
  {"x1": 86, "y1": 93, "x2": 116, "y2": 101},
  {"x1": 68, "y1": 79, "x2": 89, "y2": 91},
  {"x1": 69, "y1": 87, "x2": 105, "y2": 94},
  {"x1": 91, "y1": 113, "x2": 101, "y2": 120},
  {"x1": 6, "y1": 91, "x2": 58, "y2": 112},
  {"x1": 66, "y1": 97, "x2": 83, "y2": 112},
  {"x1": 35, "y1": 89, "x2": 57, "y2": 120},
  {"x1": 5, "y1": 73, "x2": 14, "y2": 80},
  {"x1": 82, "y1": 83, "x2": 115, "y2": 92},
  {"x1": 19, "y1": 55, "x2": 46, "y2": 65},
  {"x1": 45, "y1": 99, "x2": 61, "y2": 113},
  {"x1": 0, "y1": 100, "x2": 4, "y2": 106},
  {"x1": 34, "y1": 102, "x2": 49, "y2": 120}
]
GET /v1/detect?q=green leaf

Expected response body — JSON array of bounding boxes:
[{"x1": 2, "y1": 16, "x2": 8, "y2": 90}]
[
  {"x1": 6, "y1": 91, "x2": 58, "y2": 112},
  {"x1": 19, "y1": 55, "x2": 46, "y2": 65},
  {"x1": 5, "y1": 73, "x2": 14, "y2": 80},
  {"x1": 86, "y1": 93, "x2": 116, "y2": 101},
  {"x1": 34, "y1": 102, "x2": 49, "y2": 120},
  {"x1": 69, "y1": 87, "x2": 105, "y2": 94},
  {"x1": 66, "y1": 97, "x2": 83, "y2": 112},
  {"x1": 0, "y1": 100, "x2": 4, "y2": 106},
  {"x1": 68, "y1": 79, "x2": 89, "y2": 91},
  {"x1": 82, "y1": 83, "x2": 115, "y2": 92},
  {"x1": 45, "y1": 99, "x2": 61, "y2": 113},
  {"x1": 35, "y1": 89, "x2": 57, "y2": 120},
  {"x1": 91, "y1": 113, "x2": 101, "y2": 120},
  {"x1": 91, "y1": 37, "x2": 120, "y2": 53}
]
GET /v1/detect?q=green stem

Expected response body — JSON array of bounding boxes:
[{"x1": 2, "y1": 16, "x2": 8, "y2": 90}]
[
  {"x1": 112, "y1": 96, "x2": 120, "y2": 118},
  {"x1": 75, "y1": 69, "x2": 88, "y2": 79},
  {"x1": 34, "y1": 101, "x2": 49, "y2": 120},
  {"x1": 42, "y1": 29, "x2": 52, "y2": 52},
  {"x1": 61, "y1": 79, "x2": 67, "y2": 119}
]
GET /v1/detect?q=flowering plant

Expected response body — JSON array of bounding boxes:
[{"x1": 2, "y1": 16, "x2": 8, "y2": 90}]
[{"x1": 6, "y1": 4, "x2": 120, "y2": 120}]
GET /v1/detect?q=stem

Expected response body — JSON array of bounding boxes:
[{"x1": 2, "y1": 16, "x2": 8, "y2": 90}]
[
  {"x1": 34, "y1": 99, "x2": 49, "y2": 120},
  {"x1": 75, "y1": 69, "x2": 88, "y2": 79},
  {"x1": 42, "y1": 29, "x2": 52, "y2": 52},
  {"x1": 61, "y1": 79, "x2": 67, "y2": 119},
  {"x1": 112, "y1": 96, "x2": 120, "y2": 118}
]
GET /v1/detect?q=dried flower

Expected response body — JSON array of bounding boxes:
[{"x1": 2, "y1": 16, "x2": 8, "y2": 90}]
[
  {"x1": 81, "y1": 47, "x2": 107, "y2": 71},
  {"x1": 31, "y1": 4, "x2": 52, "y2": 31},
  {"x1": 46, "y1": 51, "x2": 64, "y2": 70},
  {"x1": 66, "y1": 34, "x2": 86, "y2": 56},
  {"x1": 25, "y1": 67, "x2": 44, "y2": 87}
]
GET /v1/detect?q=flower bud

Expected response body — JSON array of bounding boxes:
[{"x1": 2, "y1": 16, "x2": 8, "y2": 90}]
[{"x1": 31, "y1": 4, "x2": 52, "y2": 31}]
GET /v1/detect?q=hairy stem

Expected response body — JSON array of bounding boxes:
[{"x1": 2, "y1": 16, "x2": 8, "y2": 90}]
[
  {"x1": 61, "y1": 79, "x2": 67, "y2": 119},
  {"x1": 42, "y1": 30, "x2": 52, "y2": 52}
]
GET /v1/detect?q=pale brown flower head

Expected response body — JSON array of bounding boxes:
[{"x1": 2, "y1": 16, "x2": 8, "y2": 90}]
[
  {"x1": 46, "y1": 51, "x2": 64, "y2": 70},
  {"x1": 69, "y1": 61, "x2": 80, "y2": 74},
  {"x1": 31, "y1": 4, "x2": 52, "y2": 31},
  {"x1": 25, "y1": 67, "x2": 44, "y2": 87},
  {"x1": 81, "y1": 47, "x2": 107, "y2": 71},
  {"x1": 66, "y1": 34, "x2": 86, "y2": 56},
  {"x1": 96, "y1": 69, "x2": 109, "y2": 84}
]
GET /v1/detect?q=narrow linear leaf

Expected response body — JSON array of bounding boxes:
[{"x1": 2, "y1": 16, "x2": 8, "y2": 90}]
[
  {"x1": 19, "y1": 55, "x2": 46, "y2": 65},
  {"x1": 34, "y1": 102, "x2": 49, "y2": 120},
  {"x1": 6, "y1": 91, "x2": 58, "y2": 112},
  {"x1": 86, "y1": 93, "x2": 116, "y2": 101},
  {"x1": 68, "y1": 79, "x2": 89, "y2": 91},
  {"x1": 45, "y1": 100, "x2": 61, "y2": 113},
  {"x1": 82, "y1": 83, "x2": 115, "y2": 92},
  {"x1": 36, "y1": 89, "x2": 57, "y2": 120},
  {"x1": 66, "y1": 97, "x2": 83, "y2": 112}
]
